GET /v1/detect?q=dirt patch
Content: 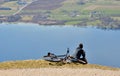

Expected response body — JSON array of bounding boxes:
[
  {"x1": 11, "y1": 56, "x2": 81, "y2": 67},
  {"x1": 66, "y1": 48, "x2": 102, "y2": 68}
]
[{"x1": 0, "y1": 68, "x2": 120, "y2": 76}]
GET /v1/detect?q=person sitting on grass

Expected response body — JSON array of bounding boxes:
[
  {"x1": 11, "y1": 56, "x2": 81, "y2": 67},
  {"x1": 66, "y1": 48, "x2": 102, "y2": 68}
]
[{"x1": 75, "y1": 43, "x2": 88, "y2": 64}]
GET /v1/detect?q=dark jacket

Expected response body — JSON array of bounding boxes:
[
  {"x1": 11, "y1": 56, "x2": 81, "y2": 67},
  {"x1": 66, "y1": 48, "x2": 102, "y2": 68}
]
[{"x1": 76, "y1": 47, "x2": 85, "y2": 59}]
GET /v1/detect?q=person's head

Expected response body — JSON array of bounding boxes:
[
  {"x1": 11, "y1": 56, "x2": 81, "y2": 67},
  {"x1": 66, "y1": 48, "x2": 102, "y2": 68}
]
[
  {"x1": 48, "y1": 52, "x2": 51, "y2": 56},
  {"x1": 79, "y1": 43, "x2": 83, "y2": 48}
]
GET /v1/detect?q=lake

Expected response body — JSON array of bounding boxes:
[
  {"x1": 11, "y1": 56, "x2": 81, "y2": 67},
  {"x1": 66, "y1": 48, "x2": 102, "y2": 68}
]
[{"x1": 0, "y1": 23, "x2": 120, "y2": 68}]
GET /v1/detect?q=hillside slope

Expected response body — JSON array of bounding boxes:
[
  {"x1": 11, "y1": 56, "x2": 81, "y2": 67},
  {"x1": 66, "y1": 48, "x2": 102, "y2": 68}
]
[
  {"x1": 0, "y1": 60, "x2": 119, "y2": 70},
  {"x1": 0, "y1": 60, "x2": 120, "y2": 76}
]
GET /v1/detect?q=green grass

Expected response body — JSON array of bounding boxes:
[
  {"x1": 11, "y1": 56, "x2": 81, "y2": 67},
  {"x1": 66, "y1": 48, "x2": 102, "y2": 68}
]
[
  {"x1": 65, "y1": 21, "x2": 81, "y2": 25},
  {"x1": 65, "y1": 21, "x2": 80, "y2": 25},
  {"x1": 20, "y1": 10, "x2": 47, "y2": 14},
  {"x1": 87, "y1": 20, "x2": 101, "y2": 25},
  {"x1": 0, "y1": 60, "x2": 119, "y2": 70},
  {"x1": 0, "y1": 10, "x2": 17, "y2": 15},
  {"x1": 96, "y1": 0, "x2": 120, "y2": 5},
  {"x1": 50, "y1": 0, "x2": 120, "y2": 22},
  {"x1": 96, "y1": 9, "x2": 120, "y2": 16}
]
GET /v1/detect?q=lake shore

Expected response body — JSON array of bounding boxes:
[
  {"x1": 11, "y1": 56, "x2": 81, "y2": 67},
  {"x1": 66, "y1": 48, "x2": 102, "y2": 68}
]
[{"x1": 0, "y1": 68, "x2": 120, "y2": 76}]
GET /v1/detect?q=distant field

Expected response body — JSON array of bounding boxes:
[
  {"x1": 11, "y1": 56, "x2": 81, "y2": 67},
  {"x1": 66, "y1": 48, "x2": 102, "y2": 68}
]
[
  {"x1": 0, "y1": 1, "x2": 18, "y2": 15},
  {"x1": 0, "y1": 0, "x2": 33, "y2": 15},
  {"x1": 22, "y1": 0, "x2": 65, "y2": 10},
  {"x1": 1, "y1": 0, "x2": 120, "y2": 16},
  {"x1": 0, "y1": 0, "x2": 120, "y2": 26},
  {"x1": 84, "y1": 5, "x2": 120, "y2": 10}
]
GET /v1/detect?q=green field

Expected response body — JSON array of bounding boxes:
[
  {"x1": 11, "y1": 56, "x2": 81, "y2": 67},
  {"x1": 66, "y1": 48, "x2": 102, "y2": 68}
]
[
  {"x1": 1, "y1": 0, "x2": 120, "y2": 17},
  {"x1": 0, "y1": 1, "x2": 18, "y2": 15},
  {"x1": 54, "y1": 0, "x2": 120, "y2": 21}
]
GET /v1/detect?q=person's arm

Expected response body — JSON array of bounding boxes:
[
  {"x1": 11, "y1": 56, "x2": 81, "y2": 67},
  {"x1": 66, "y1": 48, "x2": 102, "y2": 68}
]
[
  {"x1": 82, "y1": 50, "x2": 86, "y2": 58},
  {"x1": 72, "y1": 49, "x2": 79, "y2": 58}
]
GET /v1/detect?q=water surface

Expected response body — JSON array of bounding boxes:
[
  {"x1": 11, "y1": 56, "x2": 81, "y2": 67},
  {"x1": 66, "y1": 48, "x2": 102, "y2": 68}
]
[{"x1": 0, "y1": 23, "x2": 120, "y2": 67}]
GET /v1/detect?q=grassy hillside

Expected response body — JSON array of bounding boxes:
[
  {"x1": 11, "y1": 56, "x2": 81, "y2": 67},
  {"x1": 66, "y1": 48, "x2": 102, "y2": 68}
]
[{"x1": 0, "y1": 60, "x2": 119, "y2": 70}]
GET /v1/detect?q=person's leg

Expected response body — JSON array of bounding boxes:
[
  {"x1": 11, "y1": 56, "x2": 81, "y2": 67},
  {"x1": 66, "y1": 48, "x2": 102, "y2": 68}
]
[{"x1": 80, "y1": 58, "x2": 88, "y2": 64}]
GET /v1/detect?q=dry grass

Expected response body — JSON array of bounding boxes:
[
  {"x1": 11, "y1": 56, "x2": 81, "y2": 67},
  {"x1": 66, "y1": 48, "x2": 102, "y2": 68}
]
[
  {"x1": 0, "y1": 60, "x2": 120, "y2": 76},
  {"x1": 21, "y1": 15, "x2": 33, "y2": 21},
  {"x1": 0, "y1": 60, "x2": 119, "y2": 70},
  {"x1": 112, "y1": 17, "x2": 120, "y2": 20}
]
